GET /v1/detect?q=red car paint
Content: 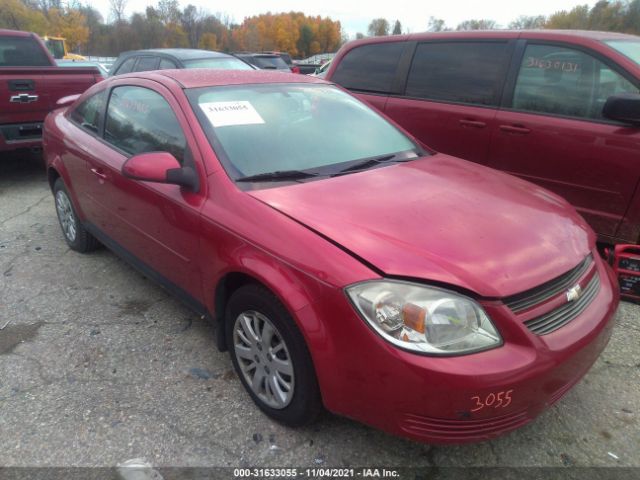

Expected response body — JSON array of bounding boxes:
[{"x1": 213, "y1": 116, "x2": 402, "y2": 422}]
[
  {"x1": 0, "y1": 29, "x2": 101, "y2": 153},
  {"x1": 43, "y1": 70, "x2": 619, "y2": 443},
  {"x1": 325, "y1": 30, "x2": 640, "y2": 245}
]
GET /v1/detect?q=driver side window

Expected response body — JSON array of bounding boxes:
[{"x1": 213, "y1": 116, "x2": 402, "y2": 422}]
[
  {"x1": 512, "y1": 44, "x2": 638, "y2": 121},
  {"x1": 104, "y1": 86, "x2": 186, "y2": 163}
]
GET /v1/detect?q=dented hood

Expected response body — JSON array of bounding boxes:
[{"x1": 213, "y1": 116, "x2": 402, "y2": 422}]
[{"x1": 249, "y1": 154, "x2": 594, "y2": 297}]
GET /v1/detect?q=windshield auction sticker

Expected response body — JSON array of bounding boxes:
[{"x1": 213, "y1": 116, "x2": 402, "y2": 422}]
[{"x1": 200, "y1": 101, "x2": 265, "y2": 127}]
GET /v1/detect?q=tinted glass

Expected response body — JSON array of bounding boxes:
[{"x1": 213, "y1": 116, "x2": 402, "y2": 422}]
[
  {"x1": 115, "y1": 57, "x2": 136, "y2": 75},
  {"x1": 104, "y1": 86, "x2": 186, "y2": 163},
  {"x1": 183, "y1": 57, "x2": 253, "y2": 70},
  {"x1": 69, "y1": 91, "x2": 105, "y2": 134},
  {"x1": 605, "y1": 40, "x2": 640, "y2": 66},
  {"x1": 405, "y1": 42, "x2": 510, "y2": 106},
  {"x1": 331, "y1": 42, "x2": 405, "y2": 94},
  {"x1": 0, "y1": 36, "x2": 50, "y2": 67},
  {"x1": 188, "y1": 84, "x2": 417, "y2": 179},
  {"x1": 159, "y1": 58, "x2": 177, "y2": 69},
  {"x1": 513, "y1": 44, "x2": 639, "y2": 120},
  {"x1": 135, "y1": 56, "x2": 159, "y2": 72},
  {"x1": 252, "y1": 56, "x2": 290, "y2": 69}
]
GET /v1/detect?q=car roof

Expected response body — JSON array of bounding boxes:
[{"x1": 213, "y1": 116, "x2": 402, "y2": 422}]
[
  {"x1": 234, "y1": 52, "x2": 280, "y2": 57},
  {"x1": 121, "y1": 69, "x2": 329, "y2": 89},
  {"x1": 345, "y1": 29, "x2": 638, "y2": 48},
  {"x1": 119, "y1": 48, "x2": 234, "y2": 60},
  {"x1": 0, "y1": 29, "x2": 33, "y2": 38}
]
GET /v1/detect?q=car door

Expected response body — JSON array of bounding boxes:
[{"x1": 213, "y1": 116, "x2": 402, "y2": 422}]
[
  {"x1": 60, "y1": 88, "x2": 108, "y2": 206},
  {"x1": 384, "y1": 40, "x2": 514, "y2": 164},
  {"x1": 84, "y1": 78, "x2": 206, "y2": 302},
  {"x1": 489, "y1": 41, "x2": 640, "y2": 239}
]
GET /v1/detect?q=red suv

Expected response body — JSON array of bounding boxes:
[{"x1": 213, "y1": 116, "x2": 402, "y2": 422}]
[
  {"x1": 44, "y1": 70, "x2": 618, "y2": 443},
  {"x1": 326, "y1": 30, "x2": 640, "y2": 245}
]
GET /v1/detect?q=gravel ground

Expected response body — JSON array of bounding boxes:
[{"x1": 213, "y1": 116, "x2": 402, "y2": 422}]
[{"x1": 0, "y1": 151, "x2": 638, "y2": 473}]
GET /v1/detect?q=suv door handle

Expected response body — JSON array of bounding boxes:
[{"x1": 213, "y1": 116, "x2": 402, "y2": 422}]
[
  {"x1": 459, "y1": 119, "x2": 486, "y2": 128},
  {"x1": 499, "y1": 124, "x2": 531, "y2": 135},
  {"x1": 90, "y1": 168, "x2": 107, "y2": 180}
]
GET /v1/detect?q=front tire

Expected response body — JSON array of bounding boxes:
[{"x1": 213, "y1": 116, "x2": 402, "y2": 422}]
[
  {"x1": 53, "y1": 178, "x2": 100, "y2": 253},
  {"x1": 226, "y1": 284, "x2": 322, "y2": 426}
]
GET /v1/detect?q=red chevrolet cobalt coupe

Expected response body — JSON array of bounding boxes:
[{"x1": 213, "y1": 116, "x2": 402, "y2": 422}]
[{"x1": 43, "y1": 70, "x2": 619, "y2": 443}]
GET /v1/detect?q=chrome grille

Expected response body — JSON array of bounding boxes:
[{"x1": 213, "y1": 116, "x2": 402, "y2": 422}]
[
  {"x1": 524, "y1": 273, "x2": 600, "y2": 336},
  {"x1": 504, "y1": 254, "x2": 593, "y2": 313}
]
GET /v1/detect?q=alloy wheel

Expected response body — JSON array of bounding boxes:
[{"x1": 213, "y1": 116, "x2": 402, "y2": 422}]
[
  {"x1": 55, "y1": 190, "x2": 77, "y2": 242},
  {"x1": 233, "y1": 310, "x2": 295, "y2": 409}
]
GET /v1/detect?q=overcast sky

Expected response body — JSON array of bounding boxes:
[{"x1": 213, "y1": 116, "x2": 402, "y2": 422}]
[{"x1": 97, "y1": 0, "x2": 597, "y2": 38}]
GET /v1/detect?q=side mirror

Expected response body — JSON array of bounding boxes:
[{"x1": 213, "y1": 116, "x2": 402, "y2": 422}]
[
  {"x1": 603, "y1": 93, "x2": 640, "y2": 126},
  {"x1": 122, "y1": 152, "x2": 199, "y2": 191}
]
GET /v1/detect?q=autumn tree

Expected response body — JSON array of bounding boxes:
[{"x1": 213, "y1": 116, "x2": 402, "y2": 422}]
[
  {"x1": 109, "y1": 0, "x2": 127, "y2": 23},
  {"x1": 47, "y1": 7, "x2": 89, "y2": 51},
  {"x1": 368, "y1": 18, "x2": 389, "y2": 36},
  {"x1": 427, "y1": 16, "x2": 447, "y2": 32},
  {"x1": 509, "y1": 15, "x2": 546, "y2": 29},
  {"x1": 0, "y1": 0, "x2": 48, "y2": 32},
  {"x1": 456, "y1": 19, "x2": 497, "y2": 30}
]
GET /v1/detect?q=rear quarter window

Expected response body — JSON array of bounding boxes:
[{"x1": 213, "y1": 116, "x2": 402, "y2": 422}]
[
  {"x1": 114, "y1": 57, "x2": 136, "y2": 75},
  {"x1": 405, "y1": 41, "x2": 511, "y2": 106},
  {"x1": 134, "y1": 56, "x2": 159, "y2": 72},
  {"x1": 69, "y1": 90, "x2": 106, "y2": 134},
  {"x1": 0, "y1": 36, "x2": 50, "y2": 67},
  {"x1": 331, "y1": 42, "x2": 405, "y2": 94}
]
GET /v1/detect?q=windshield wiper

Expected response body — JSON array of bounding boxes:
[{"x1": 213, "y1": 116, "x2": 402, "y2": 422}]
[
  {"x1": 236, "y1": 170, "x2": 320, "y2": 182},
  {"x1": 332, "y1": 153, "x2": 415, "y2": 176}
]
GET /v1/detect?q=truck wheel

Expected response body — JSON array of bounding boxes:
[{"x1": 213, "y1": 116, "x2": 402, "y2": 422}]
[
  {"x1": 226, "y1": 284, "x2": 322, "y2": 426},
  {"x1": 53, "y1": 178, "x2": 99, "y2": 253}
]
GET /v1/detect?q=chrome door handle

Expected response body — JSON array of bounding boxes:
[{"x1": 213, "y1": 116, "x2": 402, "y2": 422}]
[
  {"x1": 499, "y1": 124, "x2": 531, "y2": 135},
  {"x1": 90, "y1": 168, "x2": 107, "y2": 180},
  {"x1": 459, "y1": 119, "x2": 486, "y2": 128}
]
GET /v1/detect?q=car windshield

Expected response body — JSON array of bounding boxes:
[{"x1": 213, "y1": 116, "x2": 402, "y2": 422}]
[
  {"x1": 183, "y1": 57, "x2": 253, "y2": 70},
  {"x1": 187, "y1": 83, "x2": 420, "y2": 181},
  {"x1": 604, "y1": 40, "x2": 640, "y2": 66}
]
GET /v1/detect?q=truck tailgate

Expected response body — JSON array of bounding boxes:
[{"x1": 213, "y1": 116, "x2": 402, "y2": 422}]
[{"x1": 0, "y1": 67, "x2": 99, "y2": 145}]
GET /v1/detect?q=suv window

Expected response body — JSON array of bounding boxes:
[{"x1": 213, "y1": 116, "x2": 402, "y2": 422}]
[
  {"x1": 512, "y1": 44, "x2": 639, "y2": 120},
  {"x1": 104, "y1": 86, "x2": 186, "y2": 163},
  {"x1": 69, "y1": 90, "x2": 105, "y2": 134},
  {"x1": 0, "y1": 36, "x2": 51, "y2": 67},
  {"x1": 159, "y1": 58, "x2": 177, "y2": 69},
  {"x1": 331, "y1": 42, "x2": 405, "y2": 94},
  {"x1": 115, "y1": 57, "x2": 136, "y2": 75},
  {"x1": 405, "y1": 42, "x2": 511, "y2": 106},
  {"x1": 135, "y1": 56, "x2": 159, "y2": 72}
]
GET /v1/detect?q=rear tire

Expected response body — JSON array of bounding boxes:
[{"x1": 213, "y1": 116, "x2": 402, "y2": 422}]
[
  {"x1": 53, "y1": 178, "x2": 100, "y2": 253},
  {"x1": 226, "y1": 284, "x2": 322, "y2": 426}
]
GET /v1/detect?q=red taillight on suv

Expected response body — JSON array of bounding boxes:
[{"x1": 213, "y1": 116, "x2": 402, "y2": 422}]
[{"x1": 291, "y1": 66, "x2": 301, "y2": 74}]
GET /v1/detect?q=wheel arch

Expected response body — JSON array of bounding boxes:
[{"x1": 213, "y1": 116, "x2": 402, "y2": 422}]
[
  {"x1": 211, "y1": 258, "x2": 328, "y2": 352},
  {"x1": 47, "y1": 158, "x2": 87, "y2": 221}
]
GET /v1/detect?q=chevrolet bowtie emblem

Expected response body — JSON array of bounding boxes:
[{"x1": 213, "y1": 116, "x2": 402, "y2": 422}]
[
  {"x1": 10, "y1": 93, "x2": 38, "y2": 104},
  {"x1": 566, "y1": 284, "x2": 583, "y2": 302}
]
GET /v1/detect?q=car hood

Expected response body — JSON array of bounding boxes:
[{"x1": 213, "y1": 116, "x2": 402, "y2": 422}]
[{"x1": 249, "y1": 154, "x2": 594, "y2": 297}]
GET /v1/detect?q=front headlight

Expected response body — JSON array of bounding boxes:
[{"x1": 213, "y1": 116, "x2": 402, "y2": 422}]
[{"x1": 346, "y1": 280, "x2": 501, "y2": 355}]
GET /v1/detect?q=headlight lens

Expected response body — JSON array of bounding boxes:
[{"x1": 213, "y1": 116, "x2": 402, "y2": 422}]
[{"x1": 346, "y1": 281, "x2": 501, "y2": 355}]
